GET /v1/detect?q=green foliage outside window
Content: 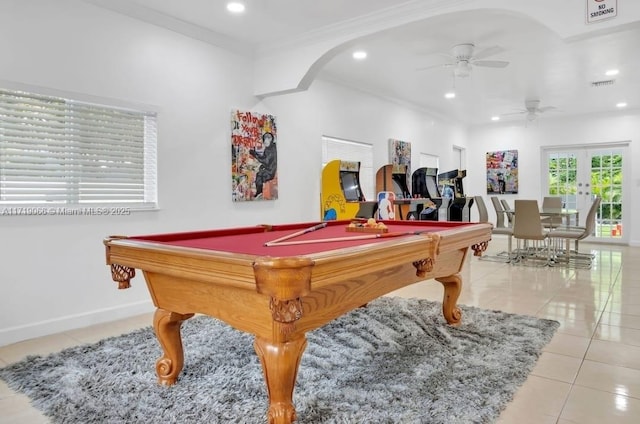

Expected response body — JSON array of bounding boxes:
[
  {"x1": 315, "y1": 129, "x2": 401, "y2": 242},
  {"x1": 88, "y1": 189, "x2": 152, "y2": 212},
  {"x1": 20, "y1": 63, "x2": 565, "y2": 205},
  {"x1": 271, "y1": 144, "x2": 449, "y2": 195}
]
[{"x1": 548, "y1": 152, "x2": 622, "y2": 237}]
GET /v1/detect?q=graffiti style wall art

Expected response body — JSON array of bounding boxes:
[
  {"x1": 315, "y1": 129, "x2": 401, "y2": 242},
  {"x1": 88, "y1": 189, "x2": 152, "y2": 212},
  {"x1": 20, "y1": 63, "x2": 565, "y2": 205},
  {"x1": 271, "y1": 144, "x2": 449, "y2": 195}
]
[
  {"x1": 231, "y1": 110, "x2": 278, "y2": 201},
  {"x1": 389, "y1": 138, "x2": 411, "y2": 171},
  {"x1": 486, "y1": 150, "x2": 518, "y2": 194},
  {"x1": 389, "y1": 138, "x2": 411, "y2": 194}
]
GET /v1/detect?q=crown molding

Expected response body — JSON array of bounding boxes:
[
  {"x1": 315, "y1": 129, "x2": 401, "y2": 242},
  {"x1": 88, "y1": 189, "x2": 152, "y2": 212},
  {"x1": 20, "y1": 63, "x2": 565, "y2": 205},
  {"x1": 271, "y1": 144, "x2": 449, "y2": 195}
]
[
  {"x1": 82, "y1": 0, "x2": 252, "y2": 53},
  {"x1": 255, "y1": 0, "x2": 473, "y2": 57}
]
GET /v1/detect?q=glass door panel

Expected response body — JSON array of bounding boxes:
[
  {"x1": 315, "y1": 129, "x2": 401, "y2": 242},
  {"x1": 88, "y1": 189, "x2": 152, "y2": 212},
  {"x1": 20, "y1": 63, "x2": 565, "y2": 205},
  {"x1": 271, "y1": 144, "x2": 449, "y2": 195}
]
[
  {"x1": 544, "y1": 145, "x2": 627, "y2": 244},
  {"x1": 590, "y1": 149, "x2": 623, "y2": 240}
]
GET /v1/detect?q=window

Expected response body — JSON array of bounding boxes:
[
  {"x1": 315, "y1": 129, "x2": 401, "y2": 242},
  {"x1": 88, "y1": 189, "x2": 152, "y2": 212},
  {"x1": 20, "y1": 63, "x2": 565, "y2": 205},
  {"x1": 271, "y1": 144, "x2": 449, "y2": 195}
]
[
  {"x1": 322, "y1": 136, "x2": 374, "y2": 200},
  {"x1": 0, "y1": 88, "x2": 157, "y2": 210}
]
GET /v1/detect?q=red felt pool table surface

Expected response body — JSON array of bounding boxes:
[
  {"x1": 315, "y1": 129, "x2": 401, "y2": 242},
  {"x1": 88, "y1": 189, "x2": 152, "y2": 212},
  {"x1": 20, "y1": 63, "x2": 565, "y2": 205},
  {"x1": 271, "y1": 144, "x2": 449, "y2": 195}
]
[
  {"x1": 104, "y1": 219, "x2": 492, "y2": 424},
  {"x1": 128, "y1": 219, "x2": 478, "y2": 256}
]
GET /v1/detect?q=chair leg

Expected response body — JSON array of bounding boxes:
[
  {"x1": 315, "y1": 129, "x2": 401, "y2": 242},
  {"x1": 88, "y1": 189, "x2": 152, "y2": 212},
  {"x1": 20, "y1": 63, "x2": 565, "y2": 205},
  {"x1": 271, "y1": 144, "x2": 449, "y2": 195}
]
[
  {"x1": 548, "y1": 237, "x2": 593, "y2": 269},
  {"x1": 513, "y1": 238, "x2": 551, "y2": 267},
  {"x1": 478, "y1": 234, "x2": 513, "y2": 263}
]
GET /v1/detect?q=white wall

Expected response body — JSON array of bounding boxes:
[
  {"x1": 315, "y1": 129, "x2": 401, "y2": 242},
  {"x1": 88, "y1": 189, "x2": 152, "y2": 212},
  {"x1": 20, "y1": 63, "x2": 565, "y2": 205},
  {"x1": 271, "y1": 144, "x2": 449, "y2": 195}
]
[
  {"x1": 0, "y1": 0, "x2": 257, "y2": 345},
  {"x1": 2, "y1": 1, "x2": 636, "y2": 346},
  {"x1": 0, "y1": 0, "x2": 467, "y2": 345},
  {"x1": 466, "y1": 114, "x2": 640, "y2": 245}
]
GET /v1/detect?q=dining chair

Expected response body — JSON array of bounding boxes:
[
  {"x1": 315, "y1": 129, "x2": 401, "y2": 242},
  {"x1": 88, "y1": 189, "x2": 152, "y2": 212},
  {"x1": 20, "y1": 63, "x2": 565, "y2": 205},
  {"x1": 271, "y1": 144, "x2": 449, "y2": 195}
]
[
  {"x1": 548, "y1": 196, "x2": 601, "y2": 267},
  {"x1": 490, "y1": 196, "x2": 509, "y2": 228},
  {"x1": 474, "y1": 195, "x2": 489, "y2": 223},
  {"x1": 500, "y1": 199, "x2": 514, "y2": 226},
  {"x1": 541, "y1": 196, "x2": 563, "y2": 228},
  {"x1": 485, "y1": 196, "x2": 513, "y2": 262},
  {"x1": 474, "y1": 196, "x2": 512, "y2": 262},
  {"x1": 512, "y1": 199, "x2": 551, "y2": 266}
]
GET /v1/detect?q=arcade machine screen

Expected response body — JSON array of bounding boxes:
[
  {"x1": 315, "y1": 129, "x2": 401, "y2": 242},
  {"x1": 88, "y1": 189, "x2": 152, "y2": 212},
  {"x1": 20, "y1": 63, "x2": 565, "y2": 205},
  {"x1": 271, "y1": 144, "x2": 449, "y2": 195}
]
[
  {"x1": 391, "y1": 175, "x2": 410, "y2": 199},
  {"x1": 426, "y1": 176, "x2": 440, "y2": 198},
  {"x1": 411, "y1": 167, "x2": 443, "y2": 220},
  {"x1": 340, "y1": 171, "x2": 364, "y2": 202}
]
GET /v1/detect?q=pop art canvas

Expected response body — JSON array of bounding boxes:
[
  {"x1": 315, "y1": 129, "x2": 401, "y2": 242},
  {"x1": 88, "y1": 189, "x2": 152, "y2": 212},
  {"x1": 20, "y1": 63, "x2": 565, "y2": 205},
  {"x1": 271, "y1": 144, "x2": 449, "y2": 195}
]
[
  {"x1": 231, "y1": 110, "x2": 278, "y2": 201},
  {"x1": 389, "y1": 139, "x2": 411, "y2": 197},
  {"x1": 486, "y1": 150, "x2": 518, "y2": 194}
]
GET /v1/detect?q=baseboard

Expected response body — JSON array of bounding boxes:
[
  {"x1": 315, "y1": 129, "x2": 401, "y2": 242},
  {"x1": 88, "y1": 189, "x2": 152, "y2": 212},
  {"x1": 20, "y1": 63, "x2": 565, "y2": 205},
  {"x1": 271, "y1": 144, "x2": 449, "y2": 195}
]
[{"x1": 0, "y1": 300, "x2": 154, "y2": 347}]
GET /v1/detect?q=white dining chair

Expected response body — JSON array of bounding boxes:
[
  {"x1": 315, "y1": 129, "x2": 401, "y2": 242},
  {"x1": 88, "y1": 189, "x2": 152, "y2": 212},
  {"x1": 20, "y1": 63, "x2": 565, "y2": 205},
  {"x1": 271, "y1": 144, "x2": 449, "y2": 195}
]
[
  {"x1": 475, "y1": 196, "x2": 512, "y2": 263},
  {"x1": 485, "y1": 196, "x2": 513, "y2": 261},
  {"x1": 512, "y1": 199, "x2": 551, "y2": 266},
  {"x1": 500, "y1": 199, "x2": 514, "y2": 227},
  {"x1": 548, "y1": 197, "x2": 601, "y2": 267},
  {"x1": 541, "y1": 196, "x2": 563, "y2": 228}
]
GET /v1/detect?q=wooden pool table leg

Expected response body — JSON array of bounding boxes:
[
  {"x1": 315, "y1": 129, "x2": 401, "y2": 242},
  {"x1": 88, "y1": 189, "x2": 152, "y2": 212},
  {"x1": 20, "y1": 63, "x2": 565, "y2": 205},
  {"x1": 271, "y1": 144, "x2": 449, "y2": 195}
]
[
  {"x1": 254, "y1": 335, "x2": 308, "y2": 424},
  {"x1": 153, "y1": 308, "x2": 195, "y2": 385},
  {"x1": 435, "y1": 273, "x2": 462, "y2": 326}
]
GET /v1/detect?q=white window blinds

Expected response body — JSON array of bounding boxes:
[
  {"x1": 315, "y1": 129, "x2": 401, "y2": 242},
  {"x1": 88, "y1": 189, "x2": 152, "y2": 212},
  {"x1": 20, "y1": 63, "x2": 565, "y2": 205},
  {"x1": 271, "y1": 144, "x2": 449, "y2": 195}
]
[{"x1": 0, "y1": 89, "x2": 157, "y2": 208}]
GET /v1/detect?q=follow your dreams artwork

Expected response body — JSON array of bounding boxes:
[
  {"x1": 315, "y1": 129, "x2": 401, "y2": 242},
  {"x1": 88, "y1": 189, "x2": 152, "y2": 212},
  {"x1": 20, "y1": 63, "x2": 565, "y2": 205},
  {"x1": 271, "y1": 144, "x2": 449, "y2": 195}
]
[{"x1": 231, "y1": 110, "x2": 278, "y2": 202}]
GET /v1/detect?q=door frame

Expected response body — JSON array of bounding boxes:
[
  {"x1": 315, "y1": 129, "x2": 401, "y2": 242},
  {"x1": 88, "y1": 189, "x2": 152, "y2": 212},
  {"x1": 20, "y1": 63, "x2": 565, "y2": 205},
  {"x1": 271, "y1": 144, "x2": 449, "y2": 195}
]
[{"x1": 541, "y1": 141, "x2": 630, "y2": 245}]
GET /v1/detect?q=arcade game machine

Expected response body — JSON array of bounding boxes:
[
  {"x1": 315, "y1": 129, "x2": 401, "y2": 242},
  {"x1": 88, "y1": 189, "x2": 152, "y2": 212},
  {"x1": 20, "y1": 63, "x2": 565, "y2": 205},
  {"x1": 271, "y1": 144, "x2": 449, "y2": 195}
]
[
  {"x1": 321, "y1": 160, "x2": 377, "y2": 221},
  {"x1": 437, "y1": 169, "x2": 474, "y2": 221},
  {"x1": 411, "y1": 167, "x2": 443, "y2": 221},
  {"x1": 375, "y1": 164, "x2": 426, "y2": 220}
]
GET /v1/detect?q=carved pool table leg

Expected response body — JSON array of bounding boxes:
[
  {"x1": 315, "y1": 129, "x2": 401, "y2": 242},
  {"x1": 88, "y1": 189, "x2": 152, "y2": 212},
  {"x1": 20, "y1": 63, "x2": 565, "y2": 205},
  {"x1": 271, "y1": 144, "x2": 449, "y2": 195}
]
[
  {"x1": 153, "y1": 308, "x2": 195, "y2": 385},
  {"x1": 254, "y1": 335, "x2": 308, "y2": 424},
  {"x1": 435, "y1": 273, "x2": 462, "y2": 326}
]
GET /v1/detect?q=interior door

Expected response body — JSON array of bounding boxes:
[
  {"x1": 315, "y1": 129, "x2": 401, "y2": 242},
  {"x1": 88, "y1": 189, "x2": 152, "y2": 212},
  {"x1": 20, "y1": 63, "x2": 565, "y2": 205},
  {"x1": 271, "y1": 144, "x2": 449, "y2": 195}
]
[{"x1": 543, "y1": 144, "x2": 627, "y2": 244}]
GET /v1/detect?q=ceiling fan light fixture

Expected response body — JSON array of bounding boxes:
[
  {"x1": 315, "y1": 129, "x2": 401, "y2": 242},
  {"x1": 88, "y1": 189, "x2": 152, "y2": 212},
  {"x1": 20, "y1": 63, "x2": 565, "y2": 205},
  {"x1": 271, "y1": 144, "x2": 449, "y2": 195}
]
[
  {"x1": 444, "y1": 91, "x2": 456, "y2": 99},
  {"x1": 226, "y1": 2, "x2": 246, "y2": 13},
  {"x1": 616, "y1": 102, "x2": 627, "y2": 108},
  {"x1": 491, "y1": 116, "x2": 500, "y2": 121},
  {"x1": 454, "y1": 61, "x2": 471, "y2": 78}
]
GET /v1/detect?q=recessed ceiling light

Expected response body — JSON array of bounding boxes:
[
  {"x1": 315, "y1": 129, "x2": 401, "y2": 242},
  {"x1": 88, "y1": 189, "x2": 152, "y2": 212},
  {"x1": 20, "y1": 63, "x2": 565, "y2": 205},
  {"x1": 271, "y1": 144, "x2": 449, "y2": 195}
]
[
  {"x1": 444, "y1": 92, "x2": 456, "y2": 99},
  {"x1": 226, "y1": 2, "x2": 245, "y2": 13},
  {"x1": 605, "y1": 69, "x2": 619, "y2": 76},
  {"x1": 352, "y1": 51, "x2": 367, "y2": 60},
  {"x1": 491, "y1": 116, "x2": 500, "y2": 121},
  {"x1": 616, "y1": 102, "x2": 627, "y2": 108}
]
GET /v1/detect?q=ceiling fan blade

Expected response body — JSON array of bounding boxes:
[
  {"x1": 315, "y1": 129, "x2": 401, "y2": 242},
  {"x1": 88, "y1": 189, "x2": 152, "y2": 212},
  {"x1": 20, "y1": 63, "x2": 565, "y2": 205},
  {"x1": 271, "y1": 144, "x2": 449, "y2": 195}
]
[
  {"x1": 473, "y1": 60, "x2": 509, "y2": 68},
  {"x1": 538, "y1": 106, "x2": 557, "y2": 113},
  {"x1": 415, "y1": 62, "x2": 455, "y2": 72},
  {"x1": 501, "y1": 110, "x2": 526, "y2": 116},
  {"x1": 471, "y1": 45, "x2": 505, "y2": 60}
]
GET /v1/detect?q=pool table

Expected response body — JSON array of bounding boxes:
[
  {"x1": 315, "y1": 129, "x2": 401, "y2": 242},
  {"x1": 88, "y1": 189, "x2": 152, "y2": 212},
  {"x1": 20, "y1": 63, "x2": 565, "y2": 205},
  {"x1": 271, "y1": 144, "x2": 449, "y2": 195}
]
[{"x1": 104, "y1": 219, "x2": 491, "y2": 423}]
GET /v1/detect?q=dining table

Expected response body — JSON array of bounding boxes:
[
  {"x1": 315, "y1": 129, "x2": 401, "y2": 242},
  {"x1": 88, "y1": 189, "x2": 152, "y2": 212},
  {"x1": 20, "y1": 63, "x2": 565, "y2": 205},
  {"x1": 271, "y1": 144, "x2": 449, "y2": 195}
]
[
  {"x1": 539, "y1": 207, "x2": 579, "y2": 227},
  {"x1": 502, "y1": 205, "x2": 579, "y2": 227}
]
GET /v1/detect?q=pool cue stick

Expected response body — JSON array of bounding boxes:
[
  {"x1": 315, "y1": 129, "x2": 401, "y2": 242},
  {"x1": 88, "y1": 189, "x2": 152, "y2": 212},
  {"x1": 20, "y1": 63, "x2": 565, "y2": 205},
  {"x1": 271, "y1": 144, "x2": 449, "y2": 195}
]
[
  {"x1": 264, "y1": 230, "x2": 418, "y2": 247},
  {"x1": 264, "y1": 222, "x2": 328, "y2": 246}
]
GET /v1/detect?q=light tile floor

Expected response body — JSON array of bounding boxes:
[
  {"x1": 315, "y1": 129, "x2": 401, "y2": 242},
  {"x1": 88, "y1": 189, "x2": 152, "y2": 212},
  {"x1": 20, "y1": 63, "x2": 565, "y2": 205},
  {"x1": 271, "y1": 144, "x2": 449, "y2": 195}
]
[{"x1": 0, "y1": 236, "x2": 638, "y2": 423}]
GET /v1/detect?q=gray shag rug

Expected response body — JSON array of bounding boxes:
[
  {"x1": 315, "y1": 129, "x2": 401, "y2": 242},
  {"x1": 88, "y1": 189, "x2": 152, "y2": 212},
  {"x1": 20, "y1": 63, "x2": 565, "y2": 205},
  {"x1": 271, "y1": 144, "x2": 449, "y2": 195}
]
[{"x1": 0, "y1": 297, "x2": 559, "y2": 424}]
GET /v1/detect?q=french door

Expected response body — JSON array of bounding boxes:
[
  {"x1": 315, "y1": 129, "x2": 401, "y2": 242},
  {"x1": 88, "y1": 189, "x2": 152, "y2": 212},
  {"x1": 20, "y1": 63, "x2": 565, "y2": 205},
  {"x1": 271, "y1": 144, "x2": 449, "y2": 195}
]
[{"x1": 543, "y1": 144, "x2": 628, "y2": 244}]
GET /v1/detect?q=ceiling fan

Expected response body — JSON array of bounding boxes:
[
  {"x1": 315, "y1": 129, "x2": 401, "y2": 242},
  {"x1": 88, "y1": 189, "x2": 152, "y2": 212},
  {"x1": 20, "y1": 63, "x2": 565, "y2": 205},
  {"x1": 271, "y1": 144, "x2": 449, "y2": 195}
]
[
  {"x1": 417, "y1": 43, "x2": 509, "y2": 78},
  {"x1": 503, "y1": 99, "x2": 557, "y2": 121}
]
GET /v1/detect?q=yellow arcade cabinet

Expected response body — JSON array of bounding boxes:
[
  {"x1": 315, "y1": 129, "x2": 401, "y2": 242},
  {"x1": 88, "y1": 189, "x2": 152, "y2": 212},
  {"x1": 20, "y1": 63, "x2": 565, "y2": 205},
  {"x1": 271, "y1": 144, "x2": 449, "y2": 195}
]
[{"x1": 321, "y1": 160, "x2": 376, "y2": 221}]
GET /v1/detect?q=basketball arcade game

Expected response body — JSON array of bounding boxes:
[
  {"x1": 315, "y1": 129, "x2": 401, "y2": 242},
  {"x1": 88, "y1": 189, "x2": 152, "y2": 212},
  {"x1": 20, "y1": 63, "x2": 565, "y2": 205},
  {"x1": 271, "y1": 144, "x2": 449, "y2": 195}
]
[
  {"x1": 437, "y1": 169, "x2": 474, "y2": 221},
  {"x1": 375, "y1": 164, "x2": 438, "y2": 220},
  {"x1": 321, "y1": 160, "x2": 377, "y2": 220}
]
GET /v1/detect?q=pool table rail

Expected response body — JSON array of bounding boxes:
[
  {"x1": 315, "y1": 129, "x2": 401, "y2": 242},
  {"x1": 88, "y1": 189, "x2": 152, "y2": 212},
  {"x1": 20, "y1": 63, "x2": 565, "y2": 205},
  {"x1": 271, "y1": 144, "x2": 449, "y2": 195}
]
[{"x1": 102, "y1": 221, "x2": 492, "y2": 424}]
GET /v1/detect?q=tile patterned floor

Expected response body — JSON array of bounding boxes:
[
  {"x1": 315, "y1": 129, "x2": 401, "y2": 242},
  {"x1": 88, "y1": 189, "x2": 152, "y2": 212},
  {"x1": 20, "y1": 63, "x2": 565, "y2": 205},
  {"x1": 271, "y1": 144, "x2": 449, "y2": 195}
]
[{"x1": 1, "y1": 236, "x2": 638, "y2": 423}]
